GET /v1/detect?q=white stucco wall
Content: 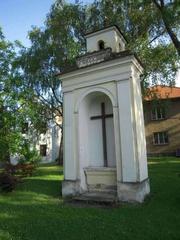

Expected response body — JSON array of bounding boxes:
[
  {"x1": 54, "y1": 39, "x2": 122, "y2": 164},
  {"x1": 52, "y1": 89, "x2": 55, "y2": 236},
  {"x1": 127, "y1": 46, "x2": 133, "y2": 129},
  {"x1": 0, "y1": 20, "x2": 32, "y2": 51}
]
[
  {"x1": 36, "y1": 124, "x2": 61, "y2": 163},
  {"x1": 131, "y1": 67, "x2": 148, "y2": 181},
  {"x1": 117, "y1": 79, "x2": 137, "y2": 182},
  {"x1": 61, "y1": 54, "x2": 148, "y2": 191},
  {"x1": 86, "y1": 26, "x2": 126, "y2": 53},
  {"x1": 10, "y1": 124, "x2": 61, "y2": 165},
  {"x1": 78, "y1": 96, "x2": 90, "y2": 190},
  {"x1": 63, "y1": 92, "x2": 76, "y2": 180},
  {"x1": 61, "y1": 26, "x2": 149, "y2": 202}
]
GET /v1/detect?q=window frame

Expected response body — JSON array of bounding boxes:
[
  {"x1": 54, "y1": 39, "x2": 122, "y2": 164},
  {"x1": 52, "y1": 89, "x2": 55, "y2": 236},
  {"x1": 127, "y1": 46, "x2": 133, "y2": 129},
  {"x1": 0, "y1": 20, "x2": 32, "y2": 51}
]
[
  {"x1": 40, "y1": 144, "x2": 47, "y2": 157},
  {"x1": 153, "y1": 131, "x2": 169, "y2": 145},
  {"x1": 151, "y1": 107, "x2": 166, "y2": 121}
]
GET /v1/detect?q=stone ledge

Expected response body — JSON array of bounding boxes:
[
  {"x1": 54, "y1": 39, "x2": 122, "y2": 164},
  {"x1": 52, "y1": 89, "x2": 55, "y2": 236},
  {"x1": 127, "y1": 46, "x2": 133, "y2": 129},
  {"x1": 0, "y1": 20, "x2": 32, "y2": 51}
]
[
  {"x1": 84, "y1": 167, "x2": 117, "y2": 186},
  {"x1": 73, "y1": 191, "x2": 117, "y2": 204},
  {"x1": 88, "y1": 184, "x2": 117, "y2": 194},
  {"x1": 84, "y1": 167, "x2": 116, "y2": 172}
]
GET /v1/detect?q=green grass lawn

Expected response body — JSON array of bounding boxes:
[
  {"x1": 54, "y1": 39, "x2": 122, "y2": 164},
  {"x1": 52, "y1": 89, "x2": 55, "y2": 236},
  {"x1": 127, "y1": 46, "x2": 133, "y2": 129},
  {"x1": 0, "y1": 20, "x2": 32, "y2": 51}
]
[{"x1": 0, "y1": 158, "x2": 180, "y2": 240}]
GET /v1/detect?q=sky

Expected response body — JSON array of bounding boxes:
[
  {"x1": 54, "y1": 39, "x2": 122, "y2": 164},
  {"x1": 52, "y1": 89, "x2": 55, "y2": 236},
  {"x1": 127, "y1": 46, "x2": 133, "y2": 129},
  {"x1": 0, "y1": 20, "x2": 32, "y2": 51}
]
[
  {"x1": 0, "y1": 0, "x2": 179, "y2": 86},
  {"x1": 0, "y1": 0, "x2": 54, "y2": 46},
  {"x1": 0, "y1": 0, "x2": 92, "y2": 46}
]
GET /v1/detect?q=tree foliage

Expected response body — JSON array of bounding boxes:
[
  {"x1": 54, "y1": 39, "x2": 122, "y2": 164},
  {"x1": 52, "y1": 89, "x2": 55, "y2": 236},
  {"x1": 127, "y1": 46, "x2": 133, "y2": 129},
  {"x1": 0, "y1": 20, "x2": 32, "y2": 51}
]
[
  {"x1": 1, "y1": 0, "x2": 179, "y2": 162},
  {"x1": 0, "y1": 28, "x2": 47, "y2": 162},
  {"x1": 20, "y1": 0, "x2": 179, "y2": 91},
  {"x1": 0, "y1": 28, "x2": 22, "y2": 161},
  {"x1": 84, "y1": 0, "x2": 179, "y2": 85}
]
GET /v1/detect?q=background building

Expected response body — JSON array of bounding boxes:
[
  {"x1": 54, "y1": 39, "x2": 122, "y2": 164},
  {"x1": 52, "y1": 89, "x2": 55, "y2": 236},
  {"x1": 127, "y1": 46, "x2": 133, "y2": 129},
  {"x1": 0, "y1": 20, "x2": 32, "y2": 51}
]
[
  {"x1": 144, "y1": 85, "x2": 180, "y2": 156},
  {"x1": 36, "y1": 124, "x2": 61, "y2": 163},
  {"x1": 10, "y1": 121, "x2": 61, "y2": 165}
]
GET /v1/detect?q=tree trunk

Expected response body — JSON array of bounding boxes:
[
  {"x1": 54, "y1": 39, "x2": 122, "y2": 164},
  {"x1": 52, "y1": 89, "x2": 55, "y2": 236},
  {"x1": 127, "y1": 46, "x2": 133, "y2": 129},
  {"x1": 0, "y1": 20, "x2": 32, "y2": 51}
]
[
  {"x1": 153, "y1": 0, "x2": 180, "y2": 56},
  {"x1": 162, "y1": 18, "x2": 180, "y2": 56}
]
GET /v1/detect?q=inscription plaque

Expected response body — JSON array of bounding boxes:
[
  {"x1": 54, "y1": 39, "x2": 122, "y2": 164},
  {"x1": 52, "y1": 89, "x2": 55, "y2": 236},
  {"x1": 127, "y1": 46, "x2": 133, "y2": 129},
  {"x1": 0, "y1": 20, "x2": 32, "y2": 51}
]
[{"x1": 76, "y1": 48, "x2": 112, "y2": 68}]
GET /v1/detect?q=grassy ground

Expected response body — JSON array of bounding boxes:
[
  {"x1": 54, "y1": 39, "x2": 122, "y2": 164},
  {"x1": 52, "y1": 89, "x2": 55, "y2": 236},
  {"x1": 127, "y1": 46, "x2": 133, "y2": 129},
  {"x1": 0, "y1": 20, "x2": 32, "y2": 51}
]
[{"x1": 0, "y1": 158, "x2": 180, "y2": 240}]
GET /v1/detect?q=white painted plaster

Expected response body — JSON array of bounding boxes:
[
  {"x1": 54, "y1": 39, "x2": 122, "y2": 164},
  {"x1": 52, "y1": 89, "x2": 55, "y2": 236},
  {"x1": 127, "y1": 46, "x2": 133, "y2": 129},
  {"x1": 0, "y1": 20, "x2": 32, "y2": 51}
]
[
  {"x1": 117, "y1": 80, "x2": 137, "y2": 182},
  {"x1": 85, "y1": 26, "x2": 126, "y2": 53},
  {"x1": 63, "y1": 92, "x2": 77, "y2": 180},
  {"x1": 61, "y1": 26, "x2": 149, "y2": 202},
  {"x1": 131, "y1": 67, "x2": 148, "y2": 181}
]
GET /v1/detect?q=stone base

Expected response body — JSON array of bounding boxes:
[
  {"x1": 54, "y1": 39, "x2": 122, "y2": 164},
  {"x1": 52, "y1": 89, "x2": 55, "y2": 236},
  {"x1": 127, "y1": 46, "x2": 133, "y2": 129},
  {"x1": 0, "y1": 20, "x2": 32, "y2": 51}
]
[
  {"x1": 62, "y1": 180, "x2": 80, "y2": 197},
  {"x1": 117, "y1": 178, "x2": 150, "y2": 203},
  {"x1": 62, "y1": 178, "x2": 150, "y2": 203}
]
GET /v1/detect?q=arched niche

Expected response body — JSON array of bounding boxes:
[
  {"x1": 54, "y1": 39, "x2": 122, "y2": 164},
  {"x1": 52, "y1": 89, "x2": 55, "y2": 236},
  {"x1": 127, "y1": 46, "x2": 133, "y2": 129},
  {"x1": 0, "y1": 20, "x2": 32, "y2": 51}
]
[
  {"x1": 75, "y1": 87, "x2": 117, "y2": 114},
  {"x1": 77, "y1": 91, "x2": 117, "y2": 191},
  {"x1": 78, "y1": 91, "x2": 116, "y2": 168}
]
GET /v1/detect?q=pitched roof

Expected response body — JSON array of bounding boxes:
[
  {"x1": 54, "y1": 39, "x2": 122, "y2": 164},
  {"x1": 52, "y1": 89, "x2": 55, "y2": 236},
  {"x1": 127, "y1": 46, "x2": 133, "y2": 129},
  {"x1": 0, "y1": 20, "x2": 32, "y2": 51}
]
[
  {"x1": 144, "y1": 85, "x2": 180, "y2": 101},
  {"x1": 57, "y1": 49, "x2": 143, "y2": 76}
]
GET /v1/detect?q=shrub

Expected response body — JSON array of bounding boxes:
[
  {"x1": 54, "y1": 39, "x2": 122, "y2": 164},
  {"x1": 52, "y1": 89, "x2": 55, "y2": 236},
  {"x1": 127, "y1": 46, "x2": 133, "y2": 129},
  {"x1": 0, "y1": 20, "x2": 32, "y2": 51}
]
[
  {"x1": 19, "y1": 141, "x2": 41, "y2": 166},
  {"x1": 4, "y1": 163, "x2": 35, "y2": 177},
  {"x1": 0, "y1": 172, "x2": 18, "y2": 192},
  {"x1": 16, "y1": 163, "x2": 35, "y2": 177}
]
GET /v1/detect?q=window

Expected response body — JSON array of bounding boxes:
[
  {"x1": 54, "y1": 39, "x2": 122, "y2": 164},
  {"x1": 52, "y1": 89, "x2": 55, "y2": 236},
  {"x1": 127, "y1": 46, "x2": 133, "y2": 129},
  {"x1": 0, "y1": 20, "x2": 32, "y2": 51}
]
[
  {"x1": 40, "y1": 144, "x2": 47, "y2": 156},
  {"x1": 98, "y1": 40, "x2": 105, "y2": 50},
  {"x1": 151, "y1": 107, "x2": 165, "y2": 120},
  {"x1": 153, "y1": 132, "x2": 168, "y2": 145}
]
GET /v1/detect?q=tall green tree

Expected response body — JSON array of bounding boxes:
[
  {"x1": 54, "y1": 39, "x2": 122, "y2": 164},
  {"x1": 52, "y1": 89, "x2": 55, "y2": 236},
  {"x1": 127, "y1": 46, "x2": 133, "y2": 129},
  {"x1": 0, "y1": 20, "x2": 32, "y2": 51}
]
[
  {"x1": 17, "y1": 0, "x2": 179, "y2": 162},
  {"x1": 85, "y1": 0, "x2": 179, "y2": 85},
  {"x1": 17, "y1": 1, "x2": 87, "y2": 163},
  {"x1": 0, "y1": 29, "x2": 25, "y2": 162},
  {"x1": 0, "y1": 28, "x2": 20, "y2": 161},
  {"x1": 152, "y1": 0, "x2": 180, "y2": 55},
  {"x1": 0, "y1": 28, "x2": 49, "y2": 163}
]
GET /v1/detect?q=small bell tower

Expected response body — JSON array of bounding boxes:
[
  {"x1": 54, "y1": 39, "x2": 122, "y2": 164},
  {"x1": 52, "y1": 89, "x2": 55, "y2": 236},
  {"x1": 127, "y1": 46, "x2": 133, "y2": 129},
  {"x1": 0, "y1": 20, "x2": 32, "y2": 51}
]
[{"x1": 85, "y1": 25, "x2": 127, "y2": 53}]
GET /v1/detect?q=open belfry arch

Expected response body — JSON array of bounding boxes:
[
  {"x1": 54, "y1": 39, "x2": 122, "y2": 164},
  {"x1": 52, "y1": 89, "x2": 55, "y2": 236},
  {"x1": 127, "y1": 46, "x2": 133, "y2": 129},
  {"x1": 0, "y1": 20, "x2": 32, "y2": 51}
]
[{"x1": 59, "y1": 25, "x2": 150, "y2": 203}]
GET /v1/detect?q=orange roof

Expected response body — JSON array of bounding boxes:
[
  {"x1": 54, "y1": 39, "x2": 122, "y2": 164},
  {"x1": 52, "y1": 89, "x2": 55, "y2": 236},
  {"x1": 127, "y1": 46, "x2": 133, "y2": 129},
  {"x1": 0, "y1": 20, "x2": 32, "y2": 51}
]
[{"x1": 144, "y1": 85, "x2": 180, "y2": 101}]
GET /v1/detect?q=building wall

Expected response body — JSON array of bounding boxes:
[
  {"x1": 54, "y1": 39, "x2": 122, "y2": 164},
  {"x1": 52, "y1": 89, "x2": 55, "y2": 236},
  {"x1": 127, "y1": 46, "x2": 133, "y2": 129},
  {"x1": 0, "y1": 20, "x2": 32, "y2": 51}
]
[
  {"x1": 36, "y1": 125, "x2": 61, "y2": 163},
  {"x1": 144, "y1": 98, "x2": 180, "y2": 156},
  {"x1": 10, "y1": 124, "x2": 61, "y2": 165}
]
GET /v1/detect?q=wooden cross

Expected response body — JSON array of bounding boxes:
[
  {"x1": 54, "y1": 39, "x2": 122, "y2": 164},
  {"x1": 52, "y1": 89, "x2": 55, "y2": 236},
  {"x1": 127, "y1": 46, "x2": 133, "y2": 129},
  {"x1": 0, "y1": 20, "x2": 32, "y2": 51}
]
[{"x1": 90, "y1": 102, "x2": 113, "y2": 167}]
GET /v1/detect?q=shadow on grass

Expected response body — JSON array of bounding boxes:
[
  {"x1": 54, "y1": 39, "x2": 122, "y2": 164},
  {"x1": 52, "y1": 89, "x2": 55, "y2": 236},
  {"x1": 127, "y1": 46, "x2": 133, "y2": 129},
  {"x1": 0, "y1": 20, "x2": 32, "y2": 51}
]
[
  {"x1": 0, "y1": 160, "x2": 180, "y2": 240},
  {"x1": 18, "y1": 178, "x2": 62, "y2": 198},
  {"x1": 16, "y1": 164, "x2": 64, "y2": 198},
  {"x1": 0, "y1": 190, "x2": 180, "y2": 240},
  {"x1": 34, "y1": 165, "x2": 63, "y2": 177}
]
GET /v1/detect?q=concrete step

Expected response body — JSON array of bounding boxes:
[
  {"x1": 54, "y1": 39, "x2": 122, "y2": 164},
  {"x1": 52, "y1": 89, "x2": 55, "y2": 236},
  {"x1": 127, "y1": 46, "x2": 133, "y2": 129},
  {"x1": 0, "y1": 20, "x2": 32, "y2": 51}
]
[{"x1": 73, "y1": 192, "x2": 118, "y2": 203}]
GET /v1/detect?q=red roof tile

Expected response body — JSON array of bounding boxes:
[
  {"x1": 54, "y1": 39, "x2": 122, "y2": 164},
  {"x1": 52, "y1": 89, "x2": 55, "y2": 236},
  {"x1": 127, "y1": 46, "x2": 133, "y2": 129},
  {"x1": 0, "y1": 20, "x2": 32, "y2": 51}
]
[{"x1": 144, "y1": 85, "x2": 180, "y2": 101}]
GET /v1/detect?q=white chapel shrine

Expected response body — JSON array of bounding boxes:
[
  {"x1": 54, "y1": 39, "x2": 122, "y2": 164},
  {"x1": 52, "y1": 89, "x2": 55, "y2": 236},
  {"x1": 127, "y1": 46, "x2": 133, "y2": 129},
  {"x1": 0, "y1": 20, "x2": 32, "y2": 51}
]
[{"x1": 59, "y1": 26, "x2": 150, "y2": 203}]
